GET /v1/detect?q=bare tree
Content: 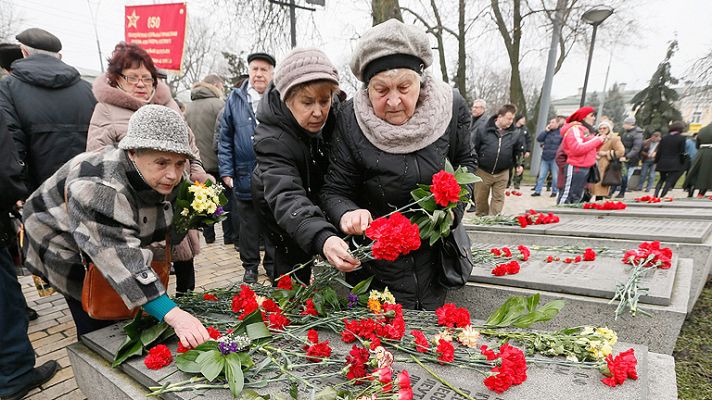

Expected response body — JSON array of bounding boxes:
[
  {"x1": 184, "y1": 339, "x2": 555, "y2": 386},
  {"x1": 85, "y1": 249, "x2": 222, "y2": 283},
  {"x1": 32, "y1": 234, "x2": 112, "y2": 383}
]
[
  {"x1": 165, "y1": 15, "x2": 220, "y2": 96},
  {"x1": 689, "y1": 49, "x2": 712, "y2": 90},
  {"x1": 372, "y1": 0, "x2": 403, "y2": 25},
  {"x1": 0, "y1": 2, "x2": 23, "y2": 41}
]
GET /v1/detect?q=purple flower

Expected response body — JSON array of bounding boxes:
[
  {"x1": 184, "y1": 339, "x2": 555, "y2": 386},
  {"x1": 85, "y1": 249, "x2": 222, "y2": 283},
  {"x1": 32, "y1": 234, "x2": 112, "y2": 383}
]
[
  {"x1": 347, "y1": 293, "x2": 358, "y2": 309},
  {"x1": 213, "y1": 206, "x2": 225, "y2": 217}
]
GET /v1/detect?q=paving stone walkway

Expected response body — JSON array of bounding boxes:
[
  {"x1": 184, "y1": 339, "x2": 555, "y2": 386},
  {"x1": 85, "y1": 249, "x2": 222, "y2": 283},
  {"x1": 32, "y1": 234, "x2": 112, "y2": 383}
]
[{"x1": 16, "y1": 185, "x2": 682, "y2": 399}]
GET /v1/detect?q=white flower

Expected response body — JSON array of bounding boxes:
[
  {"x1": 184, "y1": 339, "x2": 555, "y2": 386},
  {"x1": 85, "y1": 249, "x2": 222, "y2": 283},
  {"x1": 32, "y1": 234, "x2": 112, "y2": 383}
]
[{"x1": 457, "y1": 325, "x2": 480, "y2": 348}]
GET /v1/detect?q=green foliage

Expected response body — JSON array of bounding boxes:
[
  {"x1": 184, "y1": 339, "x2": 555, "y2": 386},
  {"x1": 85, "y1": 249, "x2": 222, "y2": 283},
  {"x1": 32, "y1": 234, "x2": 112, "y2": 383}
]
[
  {"x1": 484, "y1": 293, "x2": 565, "y2": 328},
  {"x1": 601, "y1": 83, "x2": 627, "y2": 130},
  {"x1": 631, "y1": 40, "x2": 683, "y2": 135},
  {"x1": 113, "y1": 313, "x2": 173, "y2": 367},
  {"x1": 221, "y1": 51, "x2": 248, "y2": 89}
]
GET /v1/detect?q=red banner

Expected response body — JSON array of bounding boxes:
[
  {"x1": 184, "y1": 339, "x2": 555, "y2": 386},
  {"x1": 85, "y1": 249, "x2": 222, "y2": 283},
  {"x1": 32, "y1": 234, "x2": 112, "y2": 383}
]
[{"x1": 125, "y1": 3, "x2": 187, "y2": 72}]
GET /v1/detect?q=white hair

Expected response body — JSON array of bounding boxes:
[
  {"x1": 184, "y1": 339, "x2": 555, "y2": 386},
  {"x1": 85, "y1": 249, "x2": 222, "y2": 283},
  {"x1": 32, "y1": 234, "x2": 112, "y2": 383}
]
[
  {"x1": 473, "y1": 99, "x2": 486, "y2": 108},
  {"x1": 20, "y1": 44, "x2": 60, "y2": 59}
]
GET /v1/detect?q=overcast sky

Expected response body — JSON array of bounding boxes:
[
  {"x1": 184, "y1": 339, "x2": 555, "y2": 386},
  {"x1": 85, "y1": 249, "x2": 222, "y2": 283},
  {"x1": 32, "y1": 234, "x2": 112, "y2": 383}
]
[{"x1": 3, "y1": 0, "x2": 711, "y2": 100}]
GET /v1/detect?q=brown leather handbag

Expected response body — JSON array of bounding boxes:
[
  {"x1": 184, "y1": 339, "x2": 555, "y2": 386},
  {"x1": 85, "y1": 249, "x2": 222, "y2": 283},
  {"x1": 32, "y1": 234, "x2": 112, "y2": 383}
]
[{"x1": 80, "y1": 244, "x2": 171, "y2": 320}]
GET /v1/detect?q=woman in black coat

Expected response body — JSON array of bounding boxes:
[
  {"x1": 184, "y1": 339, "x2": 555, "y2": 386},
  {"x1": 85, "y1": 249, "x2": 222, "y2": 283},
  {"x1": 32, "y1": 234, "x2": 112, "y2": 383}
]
[
  {"x1": 320, "y1": 19, "x2": 477, "y2": 310},
  {"x1": 252, "y1": 48, "x2": 360, "y2": 284},
  {"x1": 654, "y1": 121, "x2": 688, "y2": 198}
]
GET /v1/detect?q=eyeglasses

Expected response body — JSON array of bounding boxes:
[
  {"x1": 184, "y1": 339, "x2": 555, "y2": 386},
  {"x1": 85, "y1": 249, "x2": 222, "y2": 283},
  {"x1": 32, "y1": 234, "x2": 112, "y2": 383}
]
[{"x1": 120, "y1": 74, "x2": 155, "y2": 85}]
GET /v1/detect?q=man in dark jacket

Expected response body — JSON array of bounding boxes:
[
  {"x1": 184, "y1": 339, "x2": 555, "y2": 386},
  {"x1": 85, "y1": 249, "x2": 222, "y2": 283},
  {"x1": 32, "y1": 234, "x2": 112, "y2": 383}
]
[
  {"x1": 469, "y1": 98, "x2": 487, "y2": 142},
  {"x1": 186, "y1": 74, "x2": 230, "y2": 244},
  {"x1": 473, "y1": 104, "x2": 524, "y2": 215},
  {"x1": 0, "y1": 28, "x2": 96, "y2": 193},
  {"x1": 532, "y1": 117, "x2": 562, "y2": 197},
  {"x1": 611, "y1": 115, "x2": 644, "y2": 198},
  {"x1": 0, "y1": 112, "x2": 59, "y2": 400},
  {"x1": 218, "y1": 53, "x2": 276, "y2": 283}
]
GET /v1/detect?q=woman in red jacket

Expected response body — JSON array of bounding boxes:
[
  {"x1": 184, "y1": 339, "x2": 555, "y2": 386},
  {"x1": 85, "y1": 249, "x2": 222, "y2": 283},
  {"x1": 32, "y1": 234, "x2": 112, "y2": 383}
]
[{"x1": 557, "y1": 106, "x2": 605, "y2": 204}]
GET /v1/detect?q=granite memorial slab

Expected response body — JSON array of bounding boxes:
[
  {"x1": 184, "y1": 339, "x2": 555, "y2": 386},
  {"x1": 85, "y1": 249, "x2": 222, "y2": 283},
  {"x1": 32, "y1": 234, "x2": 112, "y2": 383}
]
[
  {"x1": 68, "y1": 320, "x2": 676, "y2": 400},
  {"x1": 539, "y1": 206, "x2": 712, "y2": 220},
  {"x1": 469, "y1": 243, "x2": 677, "y2": 306},
  {"x1": 466, "y1": 214, "x2": 712, "y2": 244},
  {"x1": 625, "y1": 199, "x2": 712, "y2": 209},
  {"x1": 463, "y1": 226, "x2": 711, "y2": 312}
]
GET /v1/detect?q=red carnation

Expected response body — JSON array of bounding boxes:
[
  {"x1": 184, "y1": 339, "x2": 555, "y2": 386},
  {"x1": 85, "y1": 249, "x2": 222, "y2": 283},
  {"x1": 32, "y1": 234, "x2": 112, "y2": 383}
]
[
  {"x1": 268, "y1": 312, "x2": 290, "y2": 331},
  {"x1": 301, "y1": 298, "x2": 319, "y2": 316},
  {"x1": 492, "y1": 264, "x2": 508, "y2": 276},
  {"x1": 366, "y1": 212, "x2": 421, "y2": 261},
  {"x1": 260, "y1": 298, "x2": 281, "y2": 313},
  {"x1": 176, "y1": 342, "x2": 191, "y2": 353},
  {"x1": 304, "y1": 330, "x2": 332, "y2": 362},
  {"x1": 436, "y1": 339, "x2": 454, "y2": 364},
  {"x1": 583, "y1": 248, "x2": 597, "y2": 261},
  {"x1": 277, "y1": 275, "x2": 293, "y2": 290},
  {"x1": 430, "y1": 170, "x2": 462, "y2": 207},
  {"x1": 411, "y1": 329, "x2": 430, "y2": 352},
  {"x1": 601, "y1": 348, "x2": 638, "y2": 387},
  {"x1": 501, "y1": 247, "x2": 512, "y2": 258},
  {"x1": 484, "y1": 372, "x2": 514, "y2": 394},
  {"x1": 480, "y1": 345, "x2": 498, "y2": 360},
  {"x1": 345, "y1": 345, "x2": 370, "y2": 383},
  {"x1": 498, "y1": 343, "x2": 528, "y2": 385},
  {"x1": 207, "y1": 326, "x2": 222, "y2": 340},
  {"x1": 564, "y1": 257, "x2": 572, "y2": 263},
  {"x1": 490, "y1": 247, "x2": 502, "y2": 256},
  {"x1": 435, "y1": 303, "x2": 470, "y2": 328},
  {"x1": 517, "y1": 245, "x2": 530, "y2": 261},
  {"x1": 506, "y1": 260, "x2": 520, "y2": 274},
  {"x1": 546, "y1": 255, "x2": 554, "y2": 263},
  {"x1": 574, "y1": 255, "x2": 582, "y2": 263},
  {"x1": 516, "y1": 215, "x2": 528, "y2": 228},
  {"x1": 203, "y1": 293, "x2": 218, "y2": 301},
  {"x1": 144, "y1": 344, "x2": 172, "y2": 370}
]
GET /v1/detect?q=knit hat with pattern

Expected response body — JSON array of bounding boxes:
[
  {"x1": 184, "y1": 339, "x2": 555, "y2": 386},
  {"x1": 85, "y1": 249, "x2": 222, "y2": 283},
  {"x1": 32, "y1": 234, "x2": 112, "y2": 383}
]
[
  {"x1": 273, "y1": 47, "x2": 339, "y2": 101},
  {"x1": 119, "y1": 105, "x2": 195, "y2": 159}
]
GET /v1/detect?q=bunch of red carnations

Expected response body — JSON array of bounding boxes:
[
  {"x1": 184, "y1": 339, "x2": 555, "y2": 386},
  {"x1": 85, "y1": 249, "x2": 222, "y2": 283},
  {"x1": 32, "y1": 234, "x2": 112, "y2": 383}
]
[
  {"x1": 621, "y1": 241, "x2": 672, "y2": 269},
  {"x1": 516, "y1": 210, "x2": 560, "y2": 228},
  {"x1": 490, "y1": 245, "x2": 530, "y2": 261},
  {"x1": 480, "y1": 343, "x2": 528, "y2": 393},
  {"x1": 582, "y1": 201, "x2": 626, "y2": 210},
  {"x1": 545, "y1": 248, "x2": 597, "y2": 263}
]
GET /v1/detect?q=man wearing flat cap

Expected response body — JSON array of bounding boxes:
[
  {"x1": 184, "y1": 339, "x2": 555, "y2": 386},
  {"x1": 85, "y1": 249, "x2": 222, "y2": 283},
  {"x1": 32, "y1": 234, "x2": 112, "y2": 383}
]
[
  {"x1": 0, "y1": 28, "x2": 96, "y2": 193},
  {"x1": 218, "y1": 52, "x2": 276, "y2": 283}
]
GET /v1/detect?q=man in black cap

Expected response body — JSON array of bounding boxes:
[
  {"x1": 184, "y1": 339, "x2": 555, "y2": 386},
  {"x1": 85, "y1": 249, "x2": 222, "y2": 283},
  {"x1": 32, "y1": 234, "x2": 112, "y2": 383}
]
[
  {"x1": 0, "y1": 28, "x2": 96, "y2": 194},
  {"x1": 218, "y1": 52, "x2": 276, "y2": 283}
]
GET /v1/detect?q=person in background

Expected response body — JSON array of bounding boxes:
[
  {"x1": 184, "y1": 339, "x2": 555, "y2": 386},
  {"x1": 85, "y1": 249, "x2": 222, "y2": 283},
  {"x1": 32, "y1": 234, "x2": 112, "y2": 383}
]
[
  {"x1": 321, "y1": 19, "x2": 476, "y2": 309},
  {"x1": 684, "y1": 131, "x2": 698, "y2": 174},
  {"x1": 685, "y1": 123, "x2": 712, "y2": 197},
  {"x1": 469, "y1": 98, "x2": 487, "y2": 141},
  {"x1": 610, "y1": 116, "x2": 644, "y2": 198},
  {"x1": 0, "y1": 42, "x2": 22, "y2": 76},
  {"x1": 185, "y1": 74, "x2": 227, "y2": 245},
  {"x1": 637, "y1": 131, "x2": 661, "y2": 192},
  {"x1": 252, "y1": 48, "x2": 358, "y2": 284},
  {"x1": 558, "y1": 106, "x2": 605, "y2": 204},
  {"x1": 590, "y1": 120, "x2": 625, "y2": 200},
  {"x1": 218, "y1": 53, "x2": 277, "y2": 283},
  {"x1": 0, "y1": 111, "x2": 60, "y2": 400},
  {"x1": 474, "y1": 104, "x2": 523, "y2": 215},
  {"x1": 654, "y1": 121, "x2": 687, "y2": 198},
  {"x1": 23, "y1": 106, "x2": 210, "y2": 368},
  {"x1": 532, "y1": 117, "x2": 562, "y2": 197},
  {"x1": 508, "y1": 114, "x2": 530, "y2": 190},
  {"x1": 86, "y1": 42, "x2": 211, "y2": 297}
]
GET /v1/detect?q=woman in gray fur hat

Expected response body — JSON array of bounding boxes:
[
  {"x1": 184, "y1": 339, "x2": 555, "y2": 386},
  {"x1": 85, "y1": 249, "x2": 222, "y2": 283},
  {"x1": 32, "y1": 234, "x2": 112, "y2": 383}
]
[
  {"x1": 23, "y1": 105, "x2": 211, "y2": 346},
  {"x1": 321, "y1": 19, "x2": 477, "y2": 310}
]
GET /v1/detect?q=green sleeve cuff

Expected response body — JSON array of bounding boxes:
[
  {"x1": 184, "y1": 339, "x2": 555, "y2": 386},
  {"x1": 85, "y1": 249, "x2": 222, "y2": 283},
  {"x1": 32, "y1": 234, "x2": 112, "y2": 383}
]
[{"x1": 143, "y1": 294, "x2": 177, "y2": 321}]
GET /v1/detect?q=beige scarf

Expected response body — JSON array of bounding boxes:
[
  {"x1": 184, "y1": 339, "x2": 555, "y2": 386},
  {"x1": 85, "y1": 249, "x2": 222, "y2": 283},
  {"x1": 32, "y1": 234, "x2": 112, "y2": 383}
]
[{"x1": 353, "y1": 72, "x2": 453, "y2": 154}]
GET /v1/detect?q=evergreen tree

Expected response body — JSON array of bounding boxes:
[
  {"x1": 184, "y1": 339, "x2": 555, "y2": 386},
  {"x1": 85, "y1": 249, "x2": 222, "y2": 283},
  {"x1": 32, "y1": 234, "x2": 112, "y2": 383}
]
[
  {"x1": 631, "y1": 40, "x2": 682, "y2": 134},
  {"x1": 587, "y1": 91, "x2": 600, "y2": 109},
  {"x1": 221, "y1": 51, "x2": 248, "y2": 89},
  {"x1": 602, "y1": 83, "x2": 627, "y2": 131}
]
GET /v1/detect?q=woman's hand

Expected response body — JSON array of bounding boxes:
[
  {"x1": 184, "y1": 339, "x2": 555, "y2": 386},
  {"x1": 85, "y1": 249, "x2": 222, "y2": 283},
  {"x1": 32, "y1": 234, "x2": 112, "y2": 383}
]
[
  {"x1": 323, "y1": 236, "x2": 361, "y2": 272},
  {"x1": 164, "y1": 307, "x2": 210, "y2": 348},
  {"x1": 340, "y1": 209, "x2": 372, "y2": 235}
]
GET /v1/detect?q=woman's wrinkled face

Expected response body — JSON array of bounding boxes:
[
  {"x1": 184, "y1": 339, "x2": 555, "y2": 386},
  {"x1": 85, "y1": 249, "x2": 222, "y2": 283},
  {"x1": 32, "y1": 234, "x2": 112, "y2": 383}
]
[
  {"x1": 128, "y1": 149, "x2": 187, "y2": 195},
  {"x1": 367, "y1": 69, "x2": 421, "y2": 126},
  {"x1": 285, "y1": 82, "x2": 334, "y2": 133},
  {"x1": 118, "y1": 64, "x2": 155, "y2": 101}
]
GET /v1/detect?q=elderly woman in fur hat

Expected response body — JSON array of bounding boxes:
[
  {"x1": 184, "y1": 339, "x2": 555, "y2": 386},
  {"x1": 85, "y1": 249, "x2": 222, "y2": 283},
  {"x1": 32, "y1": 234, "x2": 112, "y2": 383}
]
[
  {"x1": 23, "y1": 105, "x2": 210, "y2": 346},
  {"x1": 320, "y1": 19, "x2": 477, "y2": 310}
]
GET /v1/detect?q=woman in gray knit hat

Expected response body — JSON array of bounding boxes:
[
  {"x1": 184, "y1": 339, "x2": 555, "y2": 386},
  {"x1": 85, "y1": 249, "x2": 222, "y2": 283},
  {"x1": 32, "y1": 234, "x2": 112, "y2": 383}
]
[
  {"x1": 321, "y1": 19, "x2": 477, "y2": 310},
  {"x1": 252, "y1": 47, "x2": 360, "y2": 285},
  {"x1": 23, "y1": 105, "x2": 210, "y2": 346}
]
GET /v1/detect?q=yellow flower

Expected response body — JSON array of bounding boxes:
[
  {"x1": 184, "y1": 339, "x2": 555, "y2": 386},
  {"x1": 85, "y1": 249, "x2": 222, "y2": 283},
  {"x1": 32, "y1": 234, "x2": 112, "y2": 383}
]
[
  {"x1": 595, "y1": 327, "x2": 618, "y2": 346},
  {"x1": 457, "y1": 325, "x2": 480, "y2": 348},
  {"x1": 367, "y1": 298, "x2": 382, "y2": 314},
  {"x1": 380, "y1": 287, "x2": 396, "y2": 304},
  {"x1": 207, "y1": 202, "x2": 217, "y2": 215},
  {"x1": 180, "y1": 208, "x2": 189, "y2": 217}
]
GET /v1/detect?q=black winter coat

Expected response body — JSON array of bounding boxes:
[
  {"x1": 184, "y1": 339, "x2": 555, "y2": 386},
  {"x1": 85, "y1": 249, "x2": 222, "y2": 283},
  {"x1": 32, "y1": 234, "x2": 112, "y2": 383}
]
[
  {"x1": 0, "y1": 55, "x2": 96, "y2": 192},
  {"x1": 654, "y1": 132, "x2": 686, "y2": 172},
  {"x1": 0, "y1": 112, "x2": 27, "y2": 245},
  {"x1": 252, "y1": 83, "x2": 339, "y2": 264},
  {"x1": 621, "y1": 126, "x2": 644, "y2": 164},
  {"x1": 321, "y1": 90, "x2": 476, "y2": 310},
  {"x1": 474, "y1": 116, "x2": 524, "y2": 174}
]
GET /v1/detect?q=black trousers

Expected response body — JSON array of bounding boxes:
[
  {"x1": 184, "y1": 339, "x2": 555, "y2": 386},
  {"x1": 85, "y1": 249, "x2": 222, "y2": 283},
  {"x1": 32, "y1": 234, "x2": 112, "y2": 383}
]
[
  {"x1": 235, "y1": 198, "x2": 274, "y2": 276},
  {"x1": 272, "y1": 241, "x2": 312, "y2": 285},
  {"x1": 655, "y1": 170, "x2": 684, "y2": 198},
  {"x1": 173, "y1": 259, "x2": 195, "y2": 294}
]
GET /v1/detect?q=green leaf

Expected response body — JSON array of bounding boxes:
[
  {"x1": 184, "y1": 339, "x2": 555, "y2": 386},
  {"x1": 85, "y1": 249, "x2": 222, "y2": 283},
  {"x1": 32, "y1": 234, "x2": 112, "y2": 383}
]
[
  {"x1": 175, "y1": 350, "x2": 202, "y2": 373},
  {"x1": 246, "y1": 322, "x2": 271, "y2": 340},
  {"x1": 445, "y1": 159, "x2": 455, "y2": 173},
  {"x1": 314, "y1": 387, "x2": 339, "y2": 400},
  {"x1": 112, "y1": 338, "x2": 143, "y2": 367},
  {"x1": 139, "y1": 322, "x2": 170, "y2": 346},
  {"x1": 235, "y1": 352, "x2": 254, "y2": 370},
  {"x1": 235, "y1": 389, "x2": 266, "y2": 400},
  {"x1": 197, "y1": 350, "x2": 225, "y2": 382},
  {"x1": 289, "y1": 380, "x2": 298, "y2": 399},
  {"x1": 527, "y1": 293, "x2": 540, "y2": 312},
  {"x1": 322, "y1": 287, "x2": 341, "y2": 310},
  {"x1": 351, "y1": 276, "x2": 373, "y2": 295},
  {"x1": 225, "y1": 353, "x2": 244, "y2": 397}
]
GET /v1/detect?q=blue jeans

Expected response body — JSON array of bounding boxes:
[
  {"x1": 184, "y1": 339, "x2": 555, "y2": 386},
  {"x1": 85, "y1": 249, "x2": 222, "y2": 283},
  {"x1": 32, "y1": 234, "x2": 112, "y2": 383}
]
[
  {"x1": 534, "y1": 159, "x2": 558, "y2": 194},
  {"x1": 0, "y1": 246, "x2": 35, "y2": 395},
  {"x1": 638, "y1": 160, "x2": 656, "y2": 191}
]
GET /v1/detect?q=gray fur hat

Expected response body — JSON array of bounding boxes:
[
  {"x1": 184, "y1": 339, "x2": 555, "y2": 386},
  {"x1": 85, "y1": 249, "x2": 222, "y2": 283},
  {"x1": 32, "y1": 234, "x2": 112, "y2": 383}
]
[
  {"x1": 350, "y1": 18, "x2": 432, "y2": 82},
  {"x1": 624, "y1": 116, "x2": 636, "y2": 125},
  {"x1": 274, "y1": 47, "x2": 339, "y2": 101},
  {"x1": 119, "y1": 105, "x2": 195, "y2": 159}
]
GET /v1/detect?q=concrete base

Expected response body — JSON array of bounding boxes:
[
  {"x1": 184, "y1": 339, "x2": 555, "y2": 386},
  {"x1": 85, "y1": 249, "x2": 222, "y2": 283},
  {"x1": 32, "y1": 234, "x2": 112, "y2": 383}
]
[
  {"x1": 449, "y1": 257, "x2": 691, "y2": 354},
  {"x1": 464, "y1": 229, "x2": 711, "y2": 313}
]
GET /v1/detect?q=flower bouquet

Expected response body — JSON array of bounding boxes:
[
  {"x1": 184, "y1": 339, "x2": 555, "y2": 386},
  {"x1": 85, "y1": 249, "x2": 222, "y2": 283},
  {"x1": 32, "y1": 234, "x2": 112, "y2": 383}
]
[{"x1": 173, "y1": 180, "x2": 229, "y2": 237}]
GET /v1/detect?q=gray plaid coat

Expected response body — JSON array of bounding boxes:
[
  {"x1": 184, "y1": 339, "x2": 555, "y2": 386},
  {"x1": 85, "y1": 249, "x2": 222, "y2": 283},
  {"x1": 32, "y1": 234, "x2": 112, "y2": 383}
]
[{"x1": 23, "y1": 147, "x2": 173, "y2": 309}]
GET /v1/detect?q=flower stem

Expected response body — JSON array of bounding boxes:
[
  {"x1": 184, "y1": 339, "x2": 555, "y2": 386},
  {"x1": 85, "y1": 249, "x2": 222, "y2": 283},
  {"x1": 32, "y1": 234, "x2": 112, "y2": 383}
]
[{"x1": 410, "y1": 355, "x2": 478, "y2": 400}]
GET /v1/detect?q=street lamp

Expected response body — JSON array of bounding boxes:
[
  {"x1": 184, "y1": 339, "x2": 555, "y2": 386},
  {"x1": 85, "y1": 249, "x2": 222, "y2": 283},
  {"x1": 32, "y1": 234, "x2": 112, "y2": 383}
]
[{"x1": 579, "y1": 5, "x2": 614, "y2": 107}]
